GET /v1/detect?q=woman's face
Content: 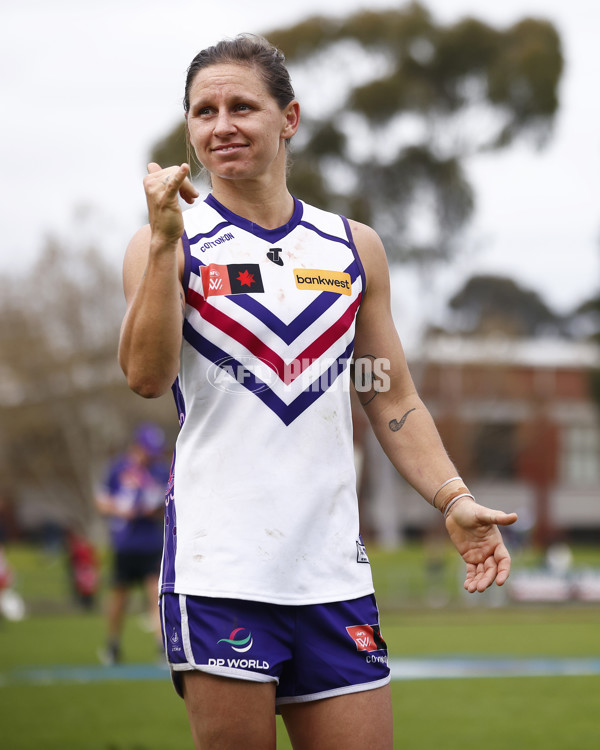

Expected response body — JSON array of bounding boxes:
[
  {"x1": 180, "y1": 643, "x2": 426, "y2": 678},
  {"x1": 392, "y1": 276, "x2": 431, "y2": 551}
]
[{"x1": 186, "y1": 63, "x2": 299, "y2": 183}]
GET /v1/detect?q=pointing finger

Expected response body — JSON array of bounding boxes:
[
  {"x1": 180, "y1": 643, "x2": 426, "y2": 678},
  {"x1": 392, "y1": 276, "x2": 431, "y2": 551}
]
[
  {"x1": 167, "y1": 164, "x2": 199, "y2": 204},
  {"x1": 168, "y1": 164, "x2": 194, "y2": 194},
  {"x1": 150, "y1": 164, "x2": 190, "y2": 196},
  {"x1": 144, "y1": 163, "x2": 199, "y2": 205},
  {"x1": 180, "y1": 173, "x2": 200, "y2": 204}
]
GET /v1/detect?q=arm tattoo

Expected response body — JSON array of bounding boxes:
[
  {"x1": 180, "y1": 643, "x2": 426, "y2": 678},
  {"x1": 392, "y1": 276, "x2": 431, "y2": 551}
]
[
  {"x1": 389, "y1": 408, "x2": 416, "y2": 432},
  {"x1": 351, "y1": 354, "x2": 387, "y2": 406}
]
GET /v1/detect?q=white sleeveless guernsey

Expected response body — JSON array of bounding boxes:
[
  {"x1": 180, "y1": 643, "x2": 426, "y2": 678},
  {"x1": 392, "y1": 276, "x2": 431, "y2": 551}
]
[{"x1": 160, "y1": 194, "x2": 375, "y2": 605}]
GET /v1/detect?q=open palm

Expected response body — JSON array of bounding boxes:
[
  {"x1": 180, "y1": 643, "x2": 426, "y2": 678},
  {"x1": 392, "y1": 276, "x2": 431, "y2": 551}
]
[{"x1": 445, "y1": 500, "x2": 518, "y2": 593}]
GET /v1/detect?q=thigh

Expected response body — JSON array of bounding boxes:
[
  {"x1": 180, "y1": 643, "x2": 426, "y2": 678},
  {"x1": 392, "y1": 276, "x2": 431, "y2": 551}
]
[
  {"x1": 276, "y1": 594, "x2": 390, "y2": 704},
  {"x1": 280, "y1": 683, "x2": 393, "y2": 750},
  {"x1": 183, "y1": 670, "x2": 277, "y2": 750}
]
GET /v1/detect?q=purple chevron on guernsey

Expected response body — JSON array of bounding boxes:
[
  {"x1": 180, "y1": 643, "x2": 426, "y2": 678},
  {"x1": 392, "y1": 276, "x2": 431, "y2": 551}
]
[
  {"x1": 160, "y1": 194, "x2": 376, "y2": 604},
  {"x1": 177, "y1": 194, "x2": 366, "y2": 426}
]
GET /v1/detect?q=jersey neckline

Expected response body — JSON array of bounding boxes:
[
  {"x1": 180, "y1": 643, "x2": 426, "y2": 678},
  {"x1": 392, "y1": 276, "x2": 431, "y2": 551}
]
[{"x1": 205, "y1": 193, "x2": 304, "y2": 243}]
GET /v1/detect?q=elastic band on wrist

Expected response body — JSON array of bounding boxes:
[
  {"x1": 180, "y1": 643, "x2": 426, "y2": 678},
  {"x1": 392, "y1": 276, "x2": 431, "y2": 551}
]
[
  {"x1": 443, "y1": 493, "x2": 475, "y2": 519},
  {"x1": 431, "y1": 476, "x2": 462, "y2": 509}
]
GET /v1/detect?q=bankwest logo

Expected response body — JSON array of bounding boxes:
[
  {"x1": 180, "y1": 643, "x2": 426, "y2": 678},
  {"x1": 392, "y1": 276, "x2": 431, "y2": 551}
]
[{"x1": 294, "y1": 269, "x2": 351, "y2": 296}]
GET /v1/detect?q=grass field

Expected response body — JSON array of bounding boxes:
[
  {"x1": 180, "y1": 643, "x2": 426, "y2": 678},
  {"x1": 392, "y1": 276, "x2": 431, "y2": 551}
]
[{"x1": 1, "y1": 543, "x2": 599, "y2": 749}]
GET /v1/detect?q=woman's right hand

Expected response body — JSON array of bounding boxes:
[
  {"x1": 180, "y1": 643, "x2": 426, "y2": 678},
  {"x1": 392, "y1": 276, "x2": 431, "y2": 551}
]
[{"x1": 143, "y1": 162, "x2": 199, "y2": 245}]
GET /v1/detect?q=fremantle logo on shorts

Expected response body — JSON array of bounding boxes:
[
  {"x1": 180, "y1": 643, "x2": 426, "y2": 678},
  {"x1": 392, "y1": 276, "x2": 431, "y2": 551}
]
[{"x1": 169, "y1": 627, "x2": 182, "y2": 652}]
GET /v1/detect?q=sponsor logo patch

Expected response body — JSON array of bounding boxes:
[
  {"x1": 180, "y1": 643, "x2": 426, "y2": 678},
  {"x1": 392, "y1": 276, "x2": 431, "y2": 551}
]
[
  {"x1": 267, "y1": 247, "x2": 284, "y2": 266},
  {"x1": 208, "y1": 657, "x2": 270, "y2": 670},
  {"x1": 294, "y1": 269, "x2": 352, "y2": 295},
  {"x1": 346, "y1": 624, "x2": 387, "y2": 653},
  {"x1": 217, "y1": 627, "x2": 254, "y2": 653},
  {"x1": 201, "y1": 264, "x2": 265, "y2": 297}
]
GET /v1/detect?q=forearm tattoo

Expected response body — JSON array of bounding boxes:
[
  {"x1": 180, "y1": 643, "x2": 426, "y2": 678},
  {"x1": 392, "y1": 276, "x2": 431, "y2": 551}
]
[
  {"x1": 389, "y1": 408, "x2": 416, "y2": 432},
  {"x1": 350, "y1": 354, "x2": 389, "y2": 406}
]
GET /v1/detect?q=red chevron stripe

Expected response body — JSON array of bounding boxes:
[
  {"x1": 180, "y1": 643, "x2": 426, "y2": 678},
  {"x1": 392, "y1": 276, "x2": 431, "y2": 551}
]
[
  {"x1": 299, "y1": 293, "x2": 361, "y2": 370},
  {"x1": 187, "y1": 288, "x2": 286, "y2": 379},
  {"x1": 186, "y1": 288, "x2": 362, "y2": 385}
]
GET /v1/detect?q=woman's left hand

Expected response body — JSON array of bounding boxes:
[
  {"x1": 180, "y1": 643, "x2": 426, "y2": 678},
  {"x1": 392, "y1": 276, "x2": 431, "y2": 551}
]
[{"x1": 445, "y1": 500, "x2": 518, "y2": 593}]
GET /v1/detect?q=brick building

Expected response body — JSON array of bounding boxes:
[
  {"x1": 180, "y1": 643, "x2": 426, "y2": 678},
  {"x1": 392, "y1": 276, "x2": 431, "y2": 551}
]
[{"x1": 358, "y1": 335, "x2": 600, "y2": 546}]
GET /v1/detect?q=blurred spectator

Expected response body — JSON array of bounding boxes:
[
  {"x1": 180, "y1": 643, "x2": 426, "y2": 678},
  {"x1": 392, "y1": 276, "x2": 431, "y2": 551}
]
[
  {"x1": 96, "y1": 423, "x2": 169, "y2": 664},
  {"x1": 0, "y1": 492, "x2": 17, "y2": 544},
  {"x1": 66, "y1": 530, "x2": 100, "y2": 610},
  {"x1": 0, "y1": 546, "x2": 25, "y2": 621},
  {"x1": 0, "y1": 494, "x2": 26, "y2": 621}
]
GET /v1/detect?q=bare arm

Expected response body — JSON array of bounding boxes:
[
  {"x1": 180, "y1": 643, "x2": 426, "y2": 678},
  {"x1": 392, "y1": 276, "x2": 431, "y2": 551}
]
[
  {"x1": 351, "y1": 221, "x2": 457, "y2": 498},
  {"x1": 96, "y1": 492, "x2": 135, "y2": 520},
  {"x1": 118, "y1": 163, "x2": 199, "y2": 398},
  {"x1": 351, "y1": 221, "x2": 517, "y2": 591}
]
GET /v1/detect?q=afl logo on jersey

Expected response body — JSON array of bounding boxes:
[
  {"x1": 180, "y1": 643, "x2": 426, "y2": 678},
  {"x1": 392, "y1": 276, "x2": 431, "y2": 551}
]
[{"x1": 201, "y1": 264, "x2": 265, "y2": 297}]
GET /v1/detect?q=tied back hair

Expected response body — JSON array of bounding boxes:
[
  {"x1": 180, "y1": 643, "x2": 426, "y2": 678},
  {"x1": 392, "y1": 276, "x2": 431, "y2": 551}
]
[{"x1": 183, "y1": 34, "x2": 297, "y2": 177}]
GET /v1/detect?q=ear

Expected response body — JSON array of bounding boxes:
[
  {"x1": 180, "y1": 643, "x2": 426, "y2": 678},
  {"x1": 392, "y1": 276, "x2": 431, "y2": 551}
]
[{"x1": 281, "y1": 100, "x2": 301, "y2": 140}]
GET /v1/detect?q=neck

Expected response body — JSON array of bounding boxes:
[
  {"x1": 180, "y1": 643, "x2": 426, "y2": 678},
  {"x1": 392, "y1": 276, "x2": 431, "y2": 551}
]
[{"x1": 210, "y1": 174, "x2": 294, "y2": 230}]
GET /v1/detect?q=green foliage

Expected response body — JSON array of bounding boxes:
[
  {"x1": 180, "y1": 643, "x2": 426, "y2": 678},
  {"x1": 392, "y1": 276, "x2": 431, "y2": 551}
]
[
  {"x1": 150, "y1": 120, "x2": 189, "y2": 173},
  {"x1": 573, "y1": 293, "x2": 600, "y2": 343},
  {"x1": 269, "y1": 4, "x2": 562, "y2": 136},
  {"x1": 268, "y1": 3, "x2": 562, "y2": 263},
  {"x1": 487, "y1": 18, "x2": 563, "y2": 142},
  {"x1": 0, "y1": 237, "x2": 176, "y2": 534},
  {"x1": 442, "y1": 273, "x2": 563, "y2": 337},
  {"x1": 149, "y1": 3, "x2": 562, "y2": 267}
]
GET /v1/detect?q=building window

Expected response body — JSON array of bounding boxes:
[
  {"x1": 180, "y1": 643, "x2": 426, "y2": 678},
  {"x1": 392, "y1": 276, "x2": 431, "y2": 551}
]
[
  {"x1": 473, "y1": 423, "x2": 518, "y2": 479},
  {"x1": 560, "y1": 425, "x2": 600, "y2": 485}
]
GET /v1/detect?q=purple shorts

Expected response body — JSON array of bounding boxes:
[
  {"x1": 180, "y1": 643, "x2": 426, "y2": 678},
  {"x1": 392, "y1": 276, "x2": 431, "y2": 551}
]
[{"x1": 160, "y1": 593, "x2": 390, "y2": 705}]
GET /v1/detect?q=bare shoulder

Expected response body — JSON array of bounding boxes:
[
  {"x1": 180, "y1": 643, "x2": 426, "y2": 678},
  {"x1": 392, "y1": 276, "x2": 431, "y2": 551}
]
[
  {"x1": 347, "y1": 219, "x2": 390, "y2": 290},
  {"x1": 347, "y1": 219, "x2": 383, "y2": 251}
]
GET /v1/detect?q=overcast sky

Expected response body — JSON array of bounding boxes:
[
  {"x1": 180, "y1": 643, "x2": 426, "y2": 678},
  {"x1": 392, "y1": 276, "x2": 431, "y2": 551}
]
[{"x1": 2, "y1": 0, "x2": 598, "y2": 323}]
